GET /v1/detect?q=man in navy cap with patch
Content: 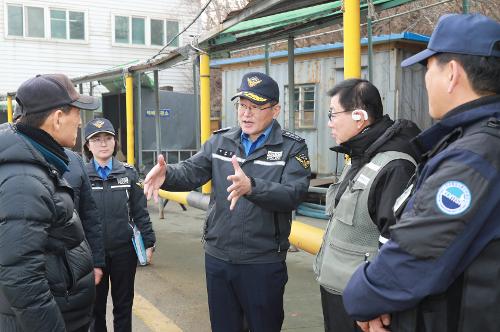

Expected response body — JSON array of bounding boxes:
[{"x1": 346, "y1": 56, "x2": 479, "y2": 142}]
[
  {"x1": 144, "y1": 72, "x2": 311, "y2": 331},
  {"x1": 342, "y1": 14, "x2": 500, "y2": 332}
]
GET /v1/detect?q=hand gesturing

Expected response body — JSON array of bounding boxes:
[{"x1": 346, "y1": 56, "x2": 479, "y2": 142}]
[{"x1": 226, "y1": 156, "x2": 251, "y2": 210}]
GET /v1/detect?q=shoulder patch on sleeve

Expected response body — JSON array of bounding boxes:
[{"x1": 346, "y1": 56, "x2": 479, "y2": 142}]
[
  {"x1": 435, "y1": 181, "x2": 471, "y2": 215},
  {"x1": 213, "y1": 127, "x2": 231, "y2": 134},
  {"x1": 282, "y1": 130, "x2": 305, "y2": 142},
  {"x1": 295, "y1": 153, "x2": 310, "y2": 169}
]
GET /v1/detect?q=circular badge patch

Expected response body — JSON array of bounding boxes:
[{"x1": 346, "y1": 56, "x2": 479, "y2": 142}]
[{"x1": 436, "y1": 181, "x2": 471, "y2": 215}]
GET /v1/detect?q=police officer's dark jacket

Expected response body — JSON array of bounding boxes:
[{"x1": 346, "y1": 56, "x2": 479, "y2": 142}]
[
  {"x1": 344, "y1": 95, "x2": 500, "y2": 331},
  {"x1": 0, "y1": 123, "x2": 95, "y2": 332},
  {"x1": 163, "y1": 120, "x2": 311, "y2": 263},
  {"x1": 65, "y1": 149, "x2": 105, "y2": 267},
  {"x1": 86, "y1": 157, "x2": 155, "y2": 254}
]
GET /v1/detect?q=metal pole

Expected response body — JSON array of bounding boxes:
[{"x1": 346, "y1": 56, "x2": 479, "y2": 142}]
[
  {"x1": 153, "y1": 70, "x2": 164, "y2": 218},
  {"x1": 287, "y1": 36, "x2": 295, "y2": 132},
  {"x1": 136, "y1": 73, "x2": 143, "y2": 168},
  {"x1": 125, "y1": 73, "x2": 135, "y2": 165},
  {"x1": 193, "y1": 56, "x2": 200, "y2": 150},
  {"x1": 264, "y1": 43, "x2": 270, "y2": 75},
  {"x1": 367, "y1": 17, "x2": 374, "y2": 82},
  {"x1": 154, "y1": 70, "x2": 162, "y2": 164},
  {"x1": 200, "y1": 53, "x2": 212, "y2": 194},
  {"x1": 344, "y1": 0, "x2": 361, "y2": 79},
  {"x1": 462, "y1": 0, "x2": 469, "y2": 13},
  {"x1": 7, "y1": 94, "x2": 13, "y2": 123}
]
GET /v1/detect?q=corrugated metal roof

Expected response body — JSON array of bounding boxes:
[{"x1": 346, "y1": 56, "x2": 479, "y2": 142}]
[
  {"x1": 201, "y1": 0, "x2": 417, "y2": 53},
  {"x1": 210, "y1": 32, "x2": 429, "y2": 66}
]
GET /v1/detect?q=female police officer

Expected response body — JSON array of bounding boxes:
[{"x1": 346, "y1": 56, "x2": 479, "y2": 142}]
[{"x1": 84, "y1": 118, "x2": 156, "y2": 332}]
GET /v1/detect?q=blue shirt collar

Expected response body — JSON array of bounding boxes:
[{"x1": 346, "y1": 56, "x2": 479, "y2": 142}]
[
  {"x1": 240, "y1": 120, "x2": 275, "y2": 156},
  {"x1": 93, "y1": 158, "x2": 113, "y2": 179}
]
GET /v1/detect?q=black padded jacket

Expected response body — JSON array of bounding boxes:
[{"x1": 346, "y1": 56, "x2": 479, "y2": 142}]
[{"x1": 0, "y1": 123, "x2": 95, "y2": 332}]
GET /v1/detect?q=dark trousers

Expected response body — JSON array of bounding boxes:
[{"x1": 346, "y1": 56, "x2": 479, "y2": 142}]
[
  {"x1": 205, "y1": 253, "x2": 288, "y2": 332},
  {"x1": 92, "y1": 246, "x2": 137, "y2": 332},
  {"x1": 320, "y1": 286, "x2": 363, "y2": 332}
]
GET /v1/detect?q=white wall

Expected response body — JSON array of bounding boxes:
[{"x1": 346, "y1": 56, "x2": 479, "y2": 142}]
[{"x1": 0, "y1": 0, "x2": 202, "y2": 94}]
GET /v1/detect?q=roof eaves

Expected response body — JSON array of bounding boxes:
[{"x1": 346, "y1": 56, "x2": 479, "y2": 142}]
[{"x1": 210, "y1": 32, "x2": 430, "y2": 67}]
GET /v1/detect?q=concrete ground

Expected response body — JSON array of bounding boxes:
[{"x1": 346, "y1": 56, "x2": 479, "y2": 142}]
[{"x1": 104, "y1": 202, "x2": 326, "y2": 331}]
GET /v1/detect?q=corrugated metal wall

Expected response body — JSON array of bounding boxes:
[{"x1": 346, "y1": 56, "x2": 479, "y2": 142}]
[{"x1": 220, "y1": 46, "x2": 431, "y2": 176}]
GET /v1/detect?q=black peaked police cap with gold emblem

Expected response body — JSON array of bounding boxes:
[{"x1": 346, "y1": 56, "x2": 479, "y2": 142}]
[
  {"x1": 231, "y1": 72, "x2": 279, "y2": 105},
  {"x1": 84, "y1": 118, "x2": 116, "y2": 141}
]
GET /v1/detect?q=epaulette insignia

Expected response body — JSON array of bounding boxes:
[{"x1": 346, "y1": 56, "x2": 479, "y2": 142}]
[
  {"x1": 282, "y1": 130, "x2": 305, "y2": 142},
  {"x1": 213, "y1": 127, "x2": 231, "y2": 134},
  {"x1": 295, "y1": 153, "x2": 310, "y2": 169},
  {"x1": 123, "y1": 163, "x2": 134, "y2": 169}
]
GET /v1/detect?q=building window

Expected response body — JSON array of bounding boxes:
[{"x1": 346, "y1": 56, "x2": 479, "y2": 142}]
[
  {"x1": 114, "y1": 15, "x2": 146, "y2": 45},
  {"x1": 7, "y1": 5, "x2": 23, "y2": 36},
  {"x1": 115, "y1": 15, "x2": 179, "y2": 47},
  {"x1": 69, "y1": 11, "x2": 85, "y2": 40},
  {"x1": 7, "y1": 4, "x2": 86, "y2": 41},
  {"x1": 284, "y1": 84, "x2": 316, "y2": 129},
  {"x1": 150, "y1": 19, "x2": 179, "y2": 47},
  {"x1": 50, "y1": 10, "x2": 66, "y2": 39},
  {"x1": 114, "y1": 15, "x2": 129, "y2": 43},
  {"x1": 26, "y1": 6, "x2": 44, "y2": 38},
  {"x1": 166, "y1": 20, "x2": 179, "y2": 47},
  {"x1": 150, "y1": 19, "x2": 164, "y2": 46},
  {"x1": 132, "y1": 17, "x2": 145, "y2": 44}
]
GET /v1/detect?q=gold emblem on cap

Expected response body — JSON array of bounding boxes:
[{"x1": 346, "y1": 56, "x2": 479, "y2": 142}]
[
  {"x1": 247, "y1": 76, "x2": 262, "y2": 87},
  {"x1": 93, "y1": 120, "x2": 105, "y2": 128},
  {"x1": 242, "y1": 92, "x2": 267, "y2": 102}
]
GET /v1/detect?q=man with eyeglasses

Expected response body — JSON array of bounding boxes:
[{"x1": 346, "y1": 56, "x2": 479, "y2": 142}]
[
  {"x1": 313, "y1": 78, "x2": 420, "y2": 332},
  {"x1": 144, "y1": 71, "x2": 311, "y2": 332}
]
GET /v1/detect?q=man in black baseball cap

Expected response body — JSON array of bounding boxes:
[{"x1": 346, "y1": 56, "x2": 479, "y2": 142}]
[
  {"x1": 0, "y1": 74, "x2": 99, "y2": 331},
  {"x1": 15, "y1": 73, "x2": 100, "y2": 116},
  {"x1": 343, "y1": 14, "x2": 500, "y2": 332}
]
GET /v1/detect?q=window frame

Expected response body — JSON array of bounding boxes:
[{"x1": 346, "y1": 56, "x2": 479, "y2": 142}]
[
  {"x1": 112, "y1": 13, "x2": 180, "y2": 48},
  {"x1": 5, "y1": 2, "x2": 88, "y2": 43},
  {"x1": 284, "y1": 83, "x2": 317, "y2": 130}
]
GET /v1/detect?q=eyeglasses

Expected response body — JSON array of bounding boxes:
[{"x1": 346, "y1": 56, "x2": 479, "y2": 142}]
[
  {"x1": 234, "y1": 102, "x2": 275, "y2": 113},
  {"x1": 327, "y1": 109, "x2": 351, "y2": 121},
  {"x1": 89, "y1": 136, "x2": 114, "y2": 144}
]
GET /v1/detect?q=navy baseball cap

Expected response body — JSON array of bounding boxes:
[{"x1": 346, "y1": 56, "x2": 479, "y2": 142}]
[
  {"x1": 84, "y1": 118, "x2": 115, "y2": 141},
  {"x1": 402, "y1": 14, "x2": 500, "y2": 67},
  {"x1": 15, "y1": 74, "x2": 100, "y2": 115},
  {"x1": 231, "y1": 72, "x2": 279, "y2": 105}
]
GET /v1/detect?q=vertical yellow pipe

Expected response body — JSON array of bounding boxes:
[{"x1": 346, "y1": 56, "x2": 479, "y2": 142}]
[
  {"x1": 7, "y1": 95, "x2": 13, "y2": 123},
  {"x1": 344, "y1": 0, "x2": 361, "y2": 79},
  {"x1": 200, "y1": 54, "x2": 212, "y2": 194},
  {"x1": 125, "y1": 74, "x2": 135, "y2": 165}
]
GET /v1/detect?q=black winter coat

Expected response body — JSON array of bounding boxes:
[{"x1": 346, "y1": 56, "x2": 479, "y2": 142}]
[
  {"x1": 64, "y1": 149, "x2": 105, "y2": 267},
  {"x1": 0, "y1": 123, "x2": 95, "y2": 332},
  {"x1": 86, "y1": 157, "x2": 155, "y2": 254}
]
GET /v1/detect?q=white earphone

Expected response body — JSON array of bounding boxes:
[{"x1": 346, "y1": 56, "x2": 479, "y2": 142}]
[{"x1": 351, "y1": 109, "x2": 369, "y2": 121}]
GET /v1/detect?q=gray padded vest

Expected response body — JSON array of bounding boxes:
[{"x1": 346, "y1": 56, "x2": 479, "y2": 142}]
[{"x1": 314, "y1": 151, "x2": 416, "y2": 294}]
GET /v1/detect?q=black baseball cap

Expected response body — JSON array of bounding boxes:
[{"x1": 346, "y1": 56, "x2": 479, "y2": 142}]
[
  {"x1": 402, "y1": 14, "x2": 500, "y2": 67},
  {"x1": 84, "y1": 118, "x2": 116, "y2": 141},
  {"x1": 15, "y1": 74, "x2": 100, "y2": 115},
  {"x1": 231, "y1": 72, "x2": 279, "y2": 105}
]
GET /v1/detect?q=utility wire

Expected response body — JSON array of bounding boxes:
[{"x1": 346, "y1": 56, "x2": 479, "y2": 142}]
[{"x1": 149, "y1": 0, "x2": 213, "y2": 62}]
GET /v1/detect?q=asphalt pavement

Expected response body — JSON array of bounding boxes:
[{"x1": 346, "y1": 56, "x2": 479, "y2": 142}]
[{"x1": 103, "y1": 201, "x2": 326, "y2": 331}]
